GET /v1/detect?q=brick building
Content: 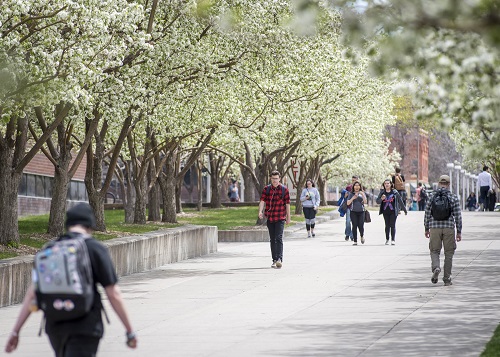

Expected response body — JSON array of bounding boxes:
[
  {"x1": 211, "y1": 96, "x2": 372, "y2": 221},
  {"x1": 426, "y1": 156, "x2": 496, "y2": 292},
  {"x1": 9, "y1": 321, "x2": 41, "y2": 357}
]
[
  {"x1": 18, "y1": 154, "x2": 88, "y2": 217},
  {"x1": 387, "y1": 126, "x2": 429, "y2": 184}
]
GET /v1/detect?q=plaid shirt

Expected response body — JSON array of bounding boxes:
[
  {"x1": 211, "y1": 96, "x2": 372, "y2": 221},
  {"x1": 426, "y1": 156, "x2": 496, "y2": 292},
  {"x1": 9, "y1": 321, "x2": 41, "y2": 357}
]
[
  {"x1": 260, "y1": 184, "x2": 291, "y2": 223},
  {"x1": 424, "y1": 188, "x2": 462, "y2": 233}
]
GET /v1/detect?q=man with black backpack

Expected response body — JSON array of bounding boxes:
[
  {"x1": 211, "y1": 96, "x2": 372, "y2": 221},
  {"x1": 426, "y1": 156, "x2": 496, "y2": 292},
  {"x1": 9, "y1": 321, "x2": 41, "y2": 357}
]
[
  {"x1": 424, "y1": 175, "x2": 462, "y2": 286},
  {"x1": 417, "y1": 182, "x2": 427, "y2": 211},
  {"x1": 5, "y1": 203, "x2": 137, "y2": 356}
]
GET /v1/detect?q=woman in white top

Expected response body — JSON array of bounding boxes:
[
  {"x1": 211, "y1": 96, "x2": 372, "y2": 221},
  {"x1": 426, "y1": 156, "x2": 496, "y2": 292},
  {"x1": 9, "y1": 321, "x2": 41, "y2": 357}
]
[{"x1": 300, "y1": 179, "x2": 321, "y2": 237}]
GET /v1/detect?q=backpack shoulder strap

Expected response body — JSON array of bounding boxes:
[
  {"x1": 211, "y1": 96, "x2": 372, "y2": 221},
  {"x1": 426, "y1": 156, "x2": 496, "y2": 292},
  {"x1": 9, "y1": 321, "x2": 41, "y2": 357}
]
[{"x1": 281, "y1": 184, "x2": 286, "y2": 199}]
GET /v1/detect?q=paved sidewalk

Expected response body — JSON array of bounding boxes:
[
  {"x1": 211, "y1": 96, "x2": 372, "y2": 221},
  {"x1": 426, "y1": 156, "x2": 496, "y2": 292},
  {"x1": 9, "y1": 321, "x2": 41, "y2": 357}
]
[{"x1": 1, "y1": 211, "x2": 500, "y2": 356}]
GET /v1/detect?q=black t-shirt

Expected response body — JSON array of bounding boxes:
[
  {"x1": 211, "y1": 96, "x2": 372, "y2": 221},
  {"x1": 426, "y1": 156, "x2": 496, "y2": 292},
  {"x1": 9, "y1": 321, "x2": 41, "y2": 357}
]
[{"x1": 45, "y1": 237, "x2": 118, "y2": 337}]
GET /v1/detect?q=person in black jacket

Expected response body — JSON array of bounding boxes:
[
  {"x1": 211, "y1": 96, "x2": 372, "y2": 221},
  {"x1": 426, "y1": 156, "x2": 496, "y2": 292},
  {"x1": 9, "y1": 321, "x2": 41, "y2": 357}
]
[
  {"x1": 5, "y1": 203, "x2": 137, "y2": 356},
  {"x1": 376, "y1": 179, "x2": 407, "y2": 245}
]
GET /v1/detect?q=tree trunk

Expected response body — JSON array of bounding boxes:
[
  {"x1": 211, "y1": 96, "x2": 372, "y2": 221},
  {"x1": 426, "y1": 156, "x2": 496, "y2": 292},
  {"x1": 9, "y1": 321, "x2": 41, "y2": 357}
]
[
  {"x1": 47, "y1": 167, "x2": 70, "y2": 236},
  {"x1": 241, "y1": 166, "x2": 256, "y2": 202},
  {"x1": 133, "y1": 174, "x2": 148, "y2": 224},
  {"x1": 176, "y1": 176, "x2": 183, "y2": 214},
  {"x1": 317, "y1": 174, "x2": 327, "y2": 206},
  {"x1": 148, "y1": 163, "x2": 161, "y2": 221},
  {"x1": 47, "y1": 119, "x2": 73, "y2": 236},
  {"x1": 0, "y1": 116, "x2": 29, "y2": 245},
  {"x1": 0, "y1": 162, "x2": 22, "y2": 245},
  {"x1": 210, "y1": 172, "x2": 222, "y2": 208},
  {"x1": 122, "y1": 160, "x2": 135, "y2": 223},
  {"x1": 86, "y1": 122, "x2": 107, "y2": 231},
  {"x1": 207, "y1": 151, "x2": 227, "y2": 208},
  {"x1": 196, "y1": 160, "x2": 203, "y2": 211},
  {"x1": 160, "y1": 152, "x2": 178, "y2": 223},
  {"x1": 88, "y1": 190, "x2": 106, "y2": 232}
]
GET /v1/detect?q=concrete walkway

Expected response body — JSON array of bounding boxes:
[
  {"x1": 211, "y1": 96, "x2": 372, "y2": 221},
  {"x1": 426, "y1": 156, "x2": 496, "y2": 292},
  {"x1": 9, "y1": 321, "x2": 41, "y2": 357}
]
[{"x1": 1, "y1": 211, "x2": 500, "y2": 357}]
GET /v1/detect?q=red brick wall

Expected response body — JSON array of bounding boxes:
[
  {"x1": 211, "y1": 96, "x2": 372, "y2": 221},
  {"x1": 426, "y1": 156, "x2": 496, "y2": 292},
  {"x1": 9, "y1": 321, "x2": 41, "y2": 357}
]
[
  {"x1": 388, "y1": 126, "x2": 429, "y2": 184},
  {"x1": 24, "y1": 153, "x2": 87, "y2": 180},
  {"x1": 18, "y1": 197, "x2": 87, "y2": 217}
]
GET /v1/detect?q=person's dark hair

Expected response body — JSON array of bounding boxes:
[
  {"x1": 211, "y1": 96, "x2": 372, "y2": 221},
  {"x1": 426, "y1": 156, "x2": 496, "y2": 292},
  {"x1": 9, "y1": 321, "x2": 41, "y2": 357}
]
[
  {"x1": 231, "y1": 179, "x2": 237, "y2": 184},
  {"x1": 395, "y1": 167, "x2": 401, "y2": 174},
  {"x1": 418, "y1": 182, "x2": 422, "y2": 187},
  {"x1": 304, "y1": 179, "x2": 315, "y2": 188},
  {"x1": 382, "y1": 179, "x2": 394, "y2": 190},
  {"x1": 483, "y1": 166, "x2": 489, "y2": 171},
  {"x1": 352, "y1": 175, "x2": 359, "y2": 180},
  {"x1": 351, "y1": 181, "x2": 362, "y2": 192},
  {"x1": 270, "y1": 170, "x2": 280, "y2": 177}
]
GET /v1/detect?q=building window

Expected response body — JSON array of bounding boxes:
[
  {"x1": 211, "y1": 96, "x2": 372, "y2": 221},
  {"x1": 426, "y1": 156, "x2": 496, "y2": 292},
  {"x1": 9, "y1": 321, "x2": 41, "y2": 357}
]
[
  {"x1": 18, "y1": 174, "x2": 27, "y2": 196},
  {"x1": 26, "y1": 174, "x2": 36, "y2": 197},
  {"x1": 20, "y1": 173, "x2": 85, "y2": 201}
]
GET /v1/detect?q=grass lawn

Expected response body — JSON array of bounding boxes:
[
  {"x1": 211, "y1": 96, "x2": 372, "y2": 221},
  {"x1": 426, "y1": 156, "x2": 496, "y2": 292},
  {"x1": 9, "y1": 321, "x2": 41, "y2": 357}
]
[
  {"x1": 481, "y1": 324, "x2": 500, "y2": 357},
  {"x1": 0, "y1": 205, "x2": 336, "y2": 260}
]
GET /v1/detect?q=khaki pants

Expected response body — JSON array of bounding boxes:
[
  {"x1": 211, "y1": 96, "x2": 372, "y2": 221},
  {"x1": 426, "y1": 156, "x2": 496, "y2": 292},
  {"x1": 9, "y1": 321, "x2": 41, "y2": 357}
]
[{"x1": 429, "y1": 228, "x2": 456, "y2": 281}]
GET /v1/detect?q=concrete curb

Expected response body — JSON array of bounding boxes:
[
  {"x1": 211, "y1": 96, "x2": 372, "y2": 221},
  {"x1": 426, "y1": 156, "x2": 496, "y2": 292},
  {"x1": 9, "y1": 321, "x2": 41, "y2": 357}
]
[
  {"x1": 218, "y1": 210, "x2": 340, "y2": 242},
  {"x1": 0, "y1": 225, "x2": 218, "y2": 308}
]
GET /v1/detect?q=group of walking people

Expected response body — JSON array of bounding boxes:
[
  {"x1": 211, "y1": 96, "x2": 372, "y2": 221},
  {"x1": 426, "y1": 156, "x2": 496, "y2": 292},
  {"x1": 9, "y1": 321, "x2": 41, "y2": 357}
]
[{"x1": 257, "y1": 169, "x2": 463, "y2": 289}]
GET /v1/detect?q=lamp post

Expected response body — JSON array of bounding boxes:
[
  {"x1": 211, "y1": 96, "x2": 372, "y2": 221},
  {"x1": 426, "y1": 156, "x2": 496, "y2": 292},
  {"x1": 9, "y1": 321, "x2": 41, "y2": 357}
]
[
  {"x1": 454, "y1": 165, "x2": 461, "y2": 203},
  {"x1": 465, "y1": 172, "x2": 470, "y2": 209},
  {"x1": 446, "y1": 163, "x2": 455, "y2": 193},
  {"x1": 461, "y1": 169, "x2": 466, "y2": 209}
]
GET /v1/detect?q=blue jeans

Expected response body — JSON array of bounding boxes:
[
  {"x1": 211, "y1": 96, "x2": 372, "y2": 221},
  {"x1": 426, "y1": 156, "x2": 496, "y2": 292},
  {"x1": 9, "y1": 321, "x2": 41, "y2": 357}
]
[
  {"x1": 267, "y1": 220, "x2": 285, "y2": 262},
  {"x1": 345, "y1": 209, "x2": 352, "y2": 239}
]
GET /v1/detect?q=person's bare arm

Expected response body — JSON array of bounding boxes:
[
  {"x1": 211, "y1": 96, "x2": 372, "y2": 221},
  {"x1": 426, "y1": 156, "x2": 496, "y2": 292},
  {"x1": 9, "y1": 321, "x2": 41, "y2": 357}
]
[
  {"x1": 286, "y1": 204, "x2": 291, "y2": 224},
  {"x1": 104, "y1": 285, "x2": 137, "y2": 348},
  {"x1": 258, "y1": 200, "x2": 265, "y2": 219},
  {"x1": 5, "y1": 285, "x2": 35, "y2": 353}
]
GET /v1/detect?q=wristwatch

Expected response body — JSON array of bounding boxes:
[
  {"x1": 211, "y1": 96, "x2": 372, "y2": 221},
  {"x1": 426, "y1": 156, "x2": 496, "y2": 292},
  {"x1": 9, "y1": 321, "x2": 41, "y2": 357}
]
[{"x1": 126, "y1": 331, "x2": 136, "y2": 340}]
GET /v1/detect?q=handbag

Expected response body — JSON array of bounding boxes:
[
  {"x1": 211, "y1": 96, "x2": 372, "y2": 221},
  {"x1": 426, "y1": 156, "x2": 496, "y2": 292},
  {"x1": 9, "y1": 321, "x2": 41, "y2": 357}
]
[{"x1": 364, "y1": 209, "x2": 371, "y2": 223}]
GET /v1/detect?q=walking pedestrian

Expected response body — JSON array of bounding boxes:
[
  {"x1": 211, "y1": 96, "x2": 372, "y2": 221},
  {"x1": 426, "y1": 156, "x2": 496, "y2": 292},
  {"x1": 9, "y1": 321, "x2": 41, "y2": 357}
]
[
  {"x1": 344, "y1": 175, "x2": 359, "y2": 241},
  {"x1": 487, "y1": 189, "x2": 497, "y2": 211},
  {"x1": 416, "y1": 182, "x2": 427, "y2": 211},
  {"x1": 258, "y1": 171, "x2": 291, "y2": 268},
  {"x1": 424, "y1": 175, "x2": 462, "y2": 286},
  {"x1": 229, "y1": 180, "x2": 240, "y2": 202},
  {"x1": 392, "y1": 167, "x2": 406, "y2": 203},
  {"x1": 376, "y1": 179, "x2": 407, "y2": 245},
  {"x1": 5, "y1": 203, "x2": 137, "y2": 356},
  {"x1": 300, "y1": 179, "x2": 321, "y2": 238},
  {"x1": 477, "y1": 166, "x2": 492, "y2": 211},
  {"x1": 346, "y1": 181, "x2": 367, "y2": 245}
]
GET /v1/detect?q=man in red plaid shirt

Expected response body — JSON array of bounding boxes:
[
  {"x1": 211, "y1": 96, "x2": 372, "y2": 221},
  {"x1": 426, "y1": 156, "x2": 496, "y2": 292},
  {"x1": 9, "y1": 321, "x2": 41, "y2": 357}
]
[{"x1": 258, "y1": 171, "x2": 291, "y2": 269}]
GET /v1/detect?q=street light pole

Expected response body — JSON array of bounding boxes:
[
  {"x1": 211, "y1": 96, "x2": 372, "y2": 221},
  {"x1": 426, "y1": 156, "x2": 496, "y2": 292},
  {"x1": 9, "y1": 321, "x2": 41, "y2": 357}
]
[
  {"x1": 447, "y1": 163, "x2": 455, "y2": 193},
  {"x1": 455, "y1": 165, "x2": 461, "y2": 203},
  {"x1": 461, "y1": 169, "x2": 466, "y2": 209}
]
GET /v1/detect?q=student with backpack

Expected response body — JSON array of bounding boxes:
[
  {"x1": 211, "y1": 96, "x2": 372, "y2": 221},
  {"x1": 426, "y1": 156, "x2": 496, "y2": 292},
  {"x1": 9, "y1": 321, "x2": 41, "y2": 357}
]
[
  {"x1": 258, "y1": 170, "x2": 291, "y2": 269},
  {"x1": 424, "y1": 175, "x2": 462, "y2": 286},
  {"x1": 5, "y1": 203, "x2": 137, "y2": 356},
  {"x1": 392, "y1": 167, "x2": 406, "y2": 204},
  {"x1": 416, "y1": 182, "x2": 428, "y2": 211}
]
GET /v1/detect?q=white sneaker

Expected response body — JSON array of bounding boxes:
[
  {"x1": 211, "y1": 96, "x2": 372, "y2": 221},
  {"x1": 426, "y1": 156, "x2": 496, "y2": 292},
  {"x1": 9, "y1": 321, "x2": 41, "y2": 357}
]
[
  {"x1": 307, "y1": 233, "x2": 311, "y2": 238},
  {"x1": 385, "y1": 240, "x2": 389, "y2": 245},
  {"x1": 361, "y1": 236, "x2": 365, "y2": 244},
  {"x1": 271, "y1": 261, "x2": 277, "y2": 268},
  {"x1": 276, "y1": 259, "x2": 282, "y2": 268},
  {"x1": 391, "y1": 241, "x2": 395, "y2": 245}
]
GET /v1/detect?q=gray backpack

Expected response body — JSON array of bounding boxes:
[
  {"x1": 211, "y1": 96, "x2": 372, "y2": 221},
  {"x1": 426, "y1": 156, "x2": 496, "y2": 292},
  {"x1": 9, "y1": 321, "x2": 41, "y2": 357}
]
[{"x1": 34, "y1": 232, "x2": 94, "y2": 322}]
